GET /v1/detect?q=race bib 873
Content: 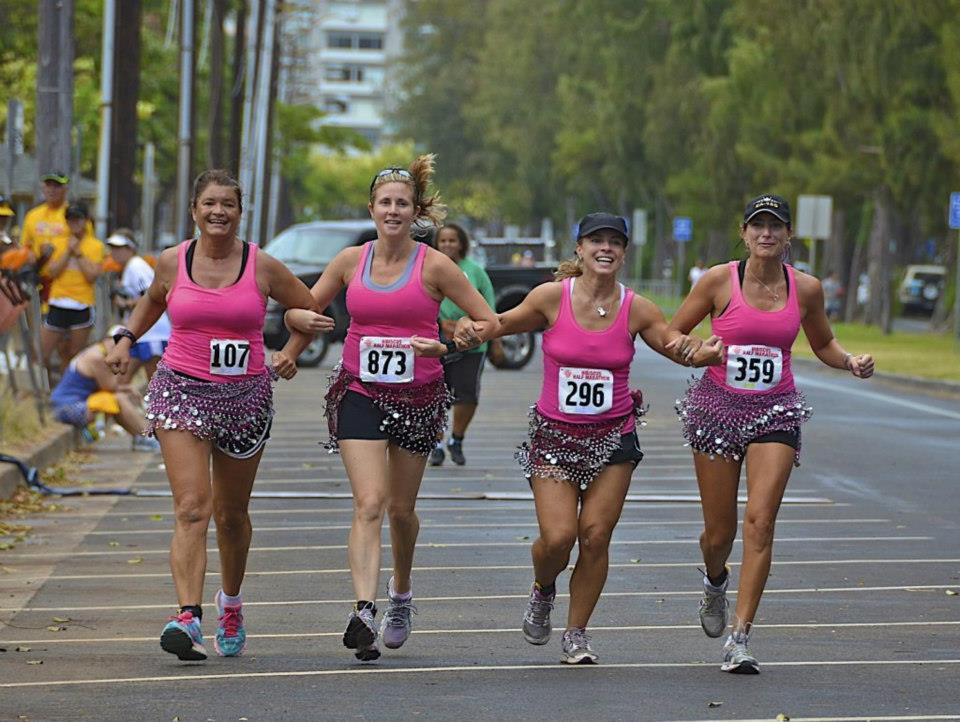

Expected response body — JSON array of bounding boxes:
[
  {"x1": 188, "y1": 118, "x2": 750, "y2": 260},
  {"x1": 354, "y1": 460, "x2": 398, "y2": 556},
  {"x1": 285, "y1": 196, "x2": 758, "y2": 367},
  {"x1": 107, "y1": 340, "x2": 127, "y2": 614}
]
[
  {"x1": 360, "y1": 336, "x2": 414, "y2": 383},
  {"x1": 558, "y1": 367, "x2": 613, "y2": 415},
  {"x1": 725, "y1": 344, "x2": 783, "y2": 391},
  {"x1": 209, "y1": 339, "x2": 251, "y2": 376}
]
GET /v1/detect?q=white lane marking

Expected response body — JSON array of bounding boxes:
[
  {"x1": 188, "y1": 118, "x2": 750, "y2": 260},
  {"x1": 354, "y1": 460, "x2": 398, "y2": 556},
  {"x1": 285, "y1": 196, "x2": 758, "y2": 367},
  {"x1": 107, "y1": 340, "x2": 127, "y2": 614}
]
[
  {"x1": 0, "y1": 584, "x2": 952, "y2": 613},
  {"x1": 665, "y1": 717, "x2": 960, "y2": 722},
  {"x1": 6, "y1": 557, "x2": 958, "y2": 583},
  {"x1": 4, "y1": 620, "x2": 958, "y2": 646},
  {"x1": 796, "y1": 374, "x2": 960, "y2": 421},
  {"x1": 1, "y1": 659, "x2": 958, "y2": 689},
  {"x1": 76, "y1": 518, "x2": 891, "y2": 537},
  {"x1": 3, "y1": 535, "x2": 928, "y2": 558}
]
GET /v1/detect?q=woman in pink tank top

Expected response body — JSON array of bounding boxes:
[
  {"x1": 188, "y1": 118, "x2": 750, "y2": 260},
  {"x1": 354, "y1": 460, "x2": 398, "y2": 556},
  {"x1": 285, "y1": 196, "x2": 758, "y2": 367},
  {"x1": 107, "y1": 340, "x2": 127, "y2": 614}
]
[
  {"x1": 105, "y1": 170, "x2": 322, "y2": 662},
  {"x1": 283, "y1": 155, "x2": 499, "y2": 661},
  {"x1": 453, "y1": 212, "x2": 722, "y2": 664},
  {"x1": 669, "y1": 194, "x2": 875, "y2": 674}
]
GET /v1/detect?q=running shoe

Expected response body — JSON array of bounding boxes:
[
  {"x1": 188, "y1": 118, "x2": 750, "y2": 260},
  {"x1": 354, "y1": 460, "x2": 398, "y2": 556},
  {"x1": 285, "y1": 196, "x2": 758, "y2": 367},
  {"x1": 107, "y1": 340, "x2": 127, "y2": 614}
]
[
  {"x1": 343, "y1": 605, "x2": 380, "y2": 661},
  {"x1": 521, "y1": 583, "x2": 555, "y2": 645},
  {"x1": 698, "y1": 566, "x2": 730, "y2": 638},
  {"x1": 560, "y1": 628, "x2": 598, "y2": 665},
  {"x1": 132, "y1": 435, "x2": 161, "y2": 452},
  {"x1": 721, "y1": 630, "x2": 760, "y2": 674},
  {"x1": 429, "y1": 445, "x2": 445, "y2": 466},
  {"x1": 160, "y1": 610, "x2": 207, "y2": 661},
  {"x1": 447, "y1": 438, "x2": 466, "y2": 466},
  {"x1": 380, "y1": 577, "x2": 417, "y2": 649},
  {"x1": 213, "y1": 590, "x2": 247, "y2": 657}
]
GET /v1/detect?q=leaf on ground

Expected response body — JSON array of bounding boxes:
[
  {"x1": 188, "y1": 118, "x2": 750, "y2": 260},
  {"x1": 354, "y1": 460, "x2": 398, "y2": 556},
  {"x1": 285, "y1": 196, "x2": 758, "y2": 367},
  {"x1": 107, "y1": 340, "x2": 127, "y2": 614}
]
[
  {"x1": 46, "y1": 625, "x2": 66, "y2": 632},
  {"x1": 52, "y1": 617, "x2": 71, "y2": 623},
  {"x1": 150, "y1": 514, "x2": 164, "y2": 521},
  {"x1": 629, "y1": 558, "x2": 641, "y2": 563},
  {"x1": 776, "y1": 714, "x2": 791, "y2": 721},
  {"x1": 515, "y1": 535, "x2": 529, "y2": 541},
  {"x1": 127, "y1": 557, "x2": 144, "y2": 564},
  {"x1": 0, "y1": 543, "x2": 11, "y2": 550},
  {"x1": 108, "y1": 540, "x2": 120, "y2": 547},
  {"x1": 26, "y1": 659, "x2": 43, "y2": 665},
  {"x1": 301, "y1": 463, "x2": 314, "y2": 469},
  {"x1": 946, "y1": 589, "x2": 958, "y2": 596},
  {"x1": 15, "y1": 646, "x2": 31, "y2": 652},
  {"x1": 707, "y1": 701, "x2": 722, "y2": 708}
]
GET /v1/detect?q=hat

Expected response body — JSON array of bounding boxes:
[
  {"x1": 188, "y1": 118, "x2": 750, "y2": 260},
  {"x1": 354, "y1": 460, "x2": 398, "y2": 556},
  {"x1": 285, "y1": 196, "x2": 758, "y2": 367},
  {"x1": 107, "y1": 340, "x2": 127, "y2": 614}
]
[
  {"x1": 576, "y1": 212, "x2": 630, "y2": 243},
  {"x1": 106, "y1": 233, "x2": 135, "y2": 249},
  {"x1": 0, "y1": 195, "x2": 13, "y2": 217},
  {"x1": 64, "y1": 203, "x2": 88, "y2": 220},
  {"x1": 743, "y1": 194, "x2": 791, "y2": 225},
  {"x1": 41, "y1": 171, "x2": 69, "y2": 185}
]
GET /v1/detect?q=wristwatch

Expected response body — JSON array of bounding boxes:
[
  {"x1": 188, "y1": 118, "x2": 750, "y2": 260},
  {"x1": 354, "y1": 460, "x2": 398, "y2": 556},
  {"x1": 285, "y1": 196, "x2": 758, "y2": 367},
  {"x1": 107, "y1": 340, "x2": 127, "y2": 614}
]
[
  {"x1": 112, "y1": 327, "x2": 137, "y2": 346},
  {"x1": 443, "y1": 339, "x2": 458, "y2": 355}
]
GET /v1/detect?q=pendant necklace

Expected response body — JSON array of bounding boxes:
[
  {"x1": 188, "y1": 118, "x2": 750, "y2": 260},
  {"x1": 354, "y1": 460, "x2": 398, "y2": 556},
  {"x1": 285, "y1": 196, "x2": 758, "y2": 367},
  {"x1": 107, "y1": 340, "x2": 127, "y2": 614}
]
[{"x1": 748, "y1": 264, "x2": 781, "y2": 302}]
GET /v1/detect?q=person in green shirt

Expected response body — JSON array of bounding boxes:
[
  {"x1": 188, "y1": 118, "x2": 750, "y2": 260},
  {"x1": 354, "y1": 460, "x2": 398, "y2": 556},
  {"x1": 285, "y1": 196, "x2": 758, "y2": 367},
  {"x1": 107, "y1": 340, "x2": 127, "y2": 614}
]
[{"x1": 430, "y1": 223, "x2": 500, "y2": 466}]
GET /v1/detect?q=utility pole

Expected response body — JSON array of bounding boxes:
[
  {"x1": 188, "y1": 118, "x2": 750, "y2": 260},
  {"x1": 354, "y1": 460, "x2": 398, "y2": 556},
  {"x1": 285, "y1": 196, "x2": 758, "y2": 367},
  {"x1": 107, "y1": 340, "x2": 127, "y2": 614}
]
[
  {"x1": 239, "y1": 0, "x2": 263, "y2": 243},
  {"x1": 95, "y1": 0, "x2": 116, "y2": 240},
  {"x1": 111, "y1": 0, "x2": 143, "y2": 230},
  {"x1": 175, "y1": 0, "x2": 196, "y2": 243},
  {"x1": 250, "y1": 0, "x2": 277, "y2": 246},
  {"x1": 36, "y1": 0, "x2": 74, "y2": 196}
]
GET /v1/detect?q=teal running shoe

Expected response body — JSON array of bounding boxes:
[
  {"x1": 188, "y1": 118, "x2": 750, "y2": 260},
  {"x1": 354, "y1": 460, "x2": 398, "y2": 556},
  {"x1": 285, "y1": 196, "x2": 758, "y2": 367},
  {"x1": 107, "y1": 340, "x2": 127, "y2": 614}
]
[
  {"x1": 214, "y1": 590, "x2": 247, "y2": 657},
  {"x1": 160, "y1": 610, "x2": 207, "y2": 661}
]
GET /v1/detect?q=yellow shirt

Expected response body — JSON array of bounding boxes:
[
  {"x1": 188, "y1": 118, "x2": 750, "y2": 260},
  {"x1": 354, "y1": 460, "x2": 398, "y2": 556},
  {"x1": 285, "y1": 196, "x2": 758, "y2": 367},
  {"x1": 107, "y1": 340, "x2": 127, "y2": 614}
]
[
  {"x1": 22, "y1": 203, "x2": 69, "y2": 260},
  {"x1": 47, "y1": 232, "x2": 105, "y2": 307}
]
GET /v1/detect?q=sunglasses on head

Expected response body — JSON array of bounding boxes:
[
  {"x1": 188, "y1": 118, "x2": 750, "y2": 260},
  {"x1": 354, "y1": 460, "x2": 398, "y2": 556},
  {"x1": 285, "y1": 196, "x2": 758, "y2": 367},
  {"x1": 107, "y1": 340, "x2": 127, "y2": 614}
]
[{"x1": 369, "y1": 167, "x2": 413, "y2": 193}]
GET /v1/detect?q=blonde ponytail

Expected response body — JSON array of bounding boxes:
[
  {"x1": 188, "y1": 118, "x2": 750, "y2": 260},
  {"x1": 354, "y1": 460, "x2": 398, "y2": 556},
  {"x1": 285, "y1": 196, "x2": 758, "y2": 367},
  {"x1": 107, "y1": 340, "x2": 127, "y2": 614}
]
[{"x1": 553, "y1": 255, "x2": 584, "y2": 280}]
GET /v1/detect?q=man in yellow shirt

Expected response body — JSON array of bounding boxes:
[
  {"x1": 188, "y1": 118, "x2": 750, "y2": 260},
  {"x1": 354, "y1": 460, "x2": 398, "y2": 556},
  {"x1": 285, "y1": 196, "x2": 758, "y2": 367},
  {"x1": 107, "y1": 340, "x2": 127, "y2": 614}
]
[
  {"x1": 38, "y1": 202, "x2": 104, "y2": 375},
  {"x1": 21, "y1": 171, "x2": 72, "y2": 287}
]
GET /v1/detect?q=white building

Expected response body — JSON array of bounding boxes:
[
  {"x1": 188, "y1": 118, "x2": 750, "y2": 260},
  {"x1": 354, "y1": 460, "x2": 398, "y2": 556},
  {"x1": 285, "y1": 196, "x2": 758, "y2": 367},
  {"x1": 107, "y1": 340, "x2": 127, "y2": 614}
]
[{"x1": 287, "y1": 0, "x2": 405, "y2": 147}]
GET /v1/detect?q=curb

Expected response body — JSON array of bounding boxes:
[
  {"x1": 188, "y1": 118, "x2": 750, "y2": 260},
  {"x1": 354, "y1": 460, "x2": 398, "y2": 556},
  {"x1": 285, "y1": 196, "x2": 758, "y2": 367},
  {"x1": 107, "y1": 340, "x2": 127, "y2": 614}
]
[
  {"x1": 0, "y1": 425, "x2": 78, "y2": 499},
  {"x1": 793, "y1": 357, "x2": 960, "y2": 398}
]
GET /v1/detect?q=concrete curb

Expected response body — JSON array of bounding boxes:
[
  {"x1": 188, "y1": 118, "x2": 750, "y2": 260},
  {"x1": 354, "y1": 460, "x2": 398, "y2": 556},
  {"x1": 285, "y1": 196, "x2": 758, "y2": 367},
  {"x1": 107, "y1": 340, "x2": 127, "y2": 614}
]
[
  {"x1": 793, "y1": 356, "x2": 960, "y2": 398},
  {"x1": 0, "y1": 425, "x2": 78, "y2": 499}
]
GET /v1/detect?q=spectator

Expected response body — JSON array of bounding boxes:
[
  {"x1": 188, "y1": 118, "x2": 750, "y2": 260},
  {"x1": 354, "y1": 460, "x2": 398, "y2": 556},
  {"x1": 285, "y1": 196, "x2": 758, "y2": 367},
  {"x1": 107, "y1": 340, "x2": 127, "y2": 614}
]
[
  {"x1": 106, "y1": 229, "x2": 171, "y2": 381},
  {"x1": 822, "y1": 271, "x2": 843, "y2": 320},
  {"x1": 688, "y1": 258, "x2": 707, "y2": 288},
  {"x1": 21, "y1": 171, "x2": 74, "y2": 297},
  {"x1": 37, "y1": 203, "x2": 105, "y2": 377},
  {"x1": 50, "y1": 327, "x2": 158, "y2": 450}
]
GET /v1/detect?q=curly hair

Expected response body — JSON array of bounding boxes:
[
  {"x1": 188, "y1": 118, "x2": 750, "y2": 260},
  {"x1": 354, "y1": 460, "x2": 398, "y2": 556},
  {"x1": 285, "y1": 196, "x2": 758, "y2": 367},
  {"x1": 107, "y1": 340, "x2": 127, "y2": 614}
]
[
  {"x1": 369, "y1": 153, "x2": 447, "y2": 227},
  {"x1": 553, "y1": 253, "x2": 584, "y2": 280}
]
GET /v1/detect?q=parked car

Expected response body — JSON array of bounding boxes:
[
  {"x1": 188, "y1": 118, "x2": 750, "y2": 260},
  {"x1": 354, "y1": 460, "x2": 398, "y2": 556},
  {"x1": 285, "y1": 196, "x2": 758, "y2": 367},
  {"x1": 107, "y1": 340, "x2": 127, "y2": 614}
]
[
  {"x1": 262, "y1": 220, "x2": 377, "y2": 366},
  {"x1": 898, "y1": 264, "x2": 946, "y2": 316}
]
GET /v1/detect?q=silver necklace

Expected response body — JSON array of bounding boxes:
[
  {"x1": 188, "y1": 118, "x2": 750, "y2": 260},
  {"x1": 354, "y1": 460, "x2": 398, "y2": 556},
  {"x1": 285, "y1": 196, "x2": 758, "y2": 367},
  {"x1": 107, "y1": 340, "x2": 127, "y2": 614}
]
[{"x1": 747, "y1": 264, "x2": 781, "y2": 302}]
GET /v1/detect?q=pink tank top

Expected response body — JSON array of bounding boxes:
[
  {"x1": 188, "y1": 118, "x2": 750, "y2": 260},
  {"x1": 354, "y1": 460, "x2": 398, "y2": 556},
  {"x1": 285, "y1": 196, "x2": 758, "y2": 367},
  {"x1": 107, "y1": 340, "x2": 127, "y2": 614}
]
[
  {"x1": 707, "y1": 260, "x2": 801, "y2": 394},
  {"x1": 163, "y1": 240, "x2": 267, "y2": 382},
  {"x1": 342, "y1": 241, "x2": 442, "y2": 395},
  {"x1": 538, "y1": 277, "x2": 637, "y2": 431}
]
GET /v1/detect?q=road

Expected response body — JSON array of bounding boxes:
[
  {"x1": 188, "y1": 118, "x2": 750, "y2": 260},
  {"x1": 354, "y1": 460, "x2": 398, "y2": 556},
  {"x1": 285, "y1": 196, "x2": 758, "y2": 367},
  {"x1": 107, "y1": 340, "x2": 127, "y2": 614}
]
[{"x1": 1, "y1": 342, "x2": 958, "y2": 722}]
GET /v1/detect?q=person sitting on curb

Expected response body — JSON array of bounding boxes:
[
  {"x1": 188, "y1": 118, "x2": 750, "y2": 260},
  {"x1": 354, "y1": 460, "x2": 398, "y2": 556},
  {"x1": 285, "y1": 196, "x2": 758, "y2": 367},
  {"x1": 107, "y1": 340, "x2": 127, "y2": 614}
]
[{"x1": 50, "y1": 326, "x2": 159, "y2": 451}]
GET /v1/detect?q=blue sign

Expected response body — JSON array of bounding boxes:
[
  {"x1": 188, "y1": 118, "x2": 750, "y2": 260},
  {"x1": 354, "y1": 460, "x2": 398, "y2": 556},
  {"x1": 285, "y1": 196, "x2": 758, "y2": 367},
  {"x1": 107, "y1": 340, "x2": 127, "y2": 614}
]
[
  {"x1": 950, "y1": 192, "x2": 960, "y2": 230},
  {"x1": 673, "y1": 216, "x2": 693, "y2": 242}
]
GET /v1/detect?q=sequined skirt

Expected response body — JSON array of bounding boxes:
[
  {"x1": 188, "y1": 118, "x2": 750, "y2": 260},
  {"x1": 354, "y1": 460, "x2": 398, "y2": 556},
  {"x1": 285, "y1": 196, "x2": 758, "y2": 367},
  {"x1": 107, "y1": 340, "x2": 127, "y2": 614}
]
[
  {"x1": 516, "y1": 390, "x2": 646, "y2": 491},
  {"x1": 675, "y1": 373, "x2": 812, "y2": 465},
  {"x1": 323, "y1": 362, "x2": 453, "y2": 456},
  {"x1": 144, "y1": 362, "x2": 276, "y2": 452}
]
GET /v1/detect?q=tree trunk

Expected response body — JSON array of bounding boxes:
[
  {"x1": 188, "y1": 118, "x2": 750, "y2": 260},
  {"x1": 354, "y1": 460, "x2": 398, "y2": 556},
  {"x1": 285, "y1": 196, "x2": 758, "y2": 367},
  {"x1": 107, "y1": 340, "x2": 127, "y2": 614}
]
[
  {"x1": 207, "y1": 0, "x2": 227, "y2": 169},
  {"x1": 36, "y1": 0, "x2": 74, "y2": 199},
  {"x1": 864, "y1": 189, "x2": 893, "y2": 334},
  {"x1": 229, "y1": 0, "x2": 247, "y2": 177},
  {"x1": 110, "y1": 0, "x2": 142, "y2": 230}
]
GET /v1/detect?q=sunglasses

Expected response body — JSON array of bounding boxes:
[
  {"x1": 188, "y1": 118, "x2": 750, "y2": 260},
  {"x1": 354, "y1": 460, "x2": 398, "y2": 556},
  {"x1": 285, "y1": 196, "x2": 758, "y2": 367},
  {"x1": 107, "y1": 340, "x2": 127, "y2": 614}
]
[{"x1": 369, "y1": 167, "x2": 413, "y2": 193}]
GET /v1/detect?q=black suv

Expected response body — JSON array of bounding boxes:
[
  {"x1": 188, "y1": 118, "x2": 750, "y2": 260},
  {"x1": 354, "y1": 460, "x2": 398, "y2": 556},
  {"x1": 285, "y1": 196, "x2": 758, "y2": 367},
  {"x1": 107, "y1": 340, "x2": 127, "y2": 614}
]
[{"x1": 262, "y1": 220, "x2": 377, "y2": 366}]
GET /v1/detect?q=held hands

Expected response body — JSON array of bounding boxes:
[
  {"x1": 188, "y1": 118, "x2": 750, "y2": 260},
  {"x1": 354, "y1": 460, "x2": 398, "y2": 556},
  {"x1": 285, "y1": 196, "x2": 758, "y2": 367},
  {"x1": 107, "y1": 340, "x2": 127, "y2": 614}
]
[
  {"x1": 271, "y1": 351, "x2": 298, "y2": 379},
  {"x1": 284, "y1": 308, "x2": 335, "y2": 334},
  {"x1": 410, "y1": 336, "x2": 448, "y2": 358},
  {"x1": 665, "y1": 334, "x2": 724, "y2": 367},
  {"x1": 453, "y1": 317, "x2": 484, "y2": 350},
  {"x1": 845, "y1": 353, "x2": 875, "y2": 379}
]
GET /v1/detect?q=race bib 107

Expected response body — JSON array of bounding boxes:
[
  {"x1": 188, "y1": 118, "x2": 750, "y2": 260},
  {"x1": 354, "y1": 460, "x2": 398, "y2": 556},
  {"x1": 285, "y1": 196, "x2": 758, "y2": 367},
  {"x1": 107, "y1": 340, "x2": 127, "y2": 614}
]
[{"x1": 209, "y1": 339, "x2": 251, "y2": 376}]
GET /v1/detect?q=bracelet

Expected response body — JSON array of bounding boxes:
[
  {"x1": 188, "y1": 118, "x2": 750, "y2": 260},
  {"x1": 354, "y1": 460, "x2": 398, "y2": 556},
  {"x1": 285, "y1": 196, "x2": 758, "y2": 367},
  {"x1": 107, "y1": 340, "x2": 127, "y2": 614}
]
[
  {"x1": 842, "y1": 352, "x2": 852, "y2": 370},
  {"x1": 112, "y1": 327, "x2": 137, "y2": 346},
  {"x1": 443, "y1": 339, "x2": 458, "y2": 355}
]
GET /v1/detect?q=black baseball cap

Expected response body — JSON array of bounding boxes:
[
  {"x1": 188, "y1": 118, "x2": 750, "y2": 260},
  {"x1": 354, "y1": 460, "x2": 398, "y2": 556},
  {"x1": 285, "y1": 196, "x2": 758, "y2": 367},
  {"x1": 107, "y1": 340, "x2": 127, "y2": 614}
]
[
  {"x1": 743, "y1": 194, "x2": 791, "y2": 225},
  {"x1": 64, "y1": 203, "x2": 89, "y2": 220},
  {"x1": 41, "y1": 171, "x2": 70, "y2": 185},
  {"x1": 576, "y1": 212, "x2": 630, "y2": 243}
]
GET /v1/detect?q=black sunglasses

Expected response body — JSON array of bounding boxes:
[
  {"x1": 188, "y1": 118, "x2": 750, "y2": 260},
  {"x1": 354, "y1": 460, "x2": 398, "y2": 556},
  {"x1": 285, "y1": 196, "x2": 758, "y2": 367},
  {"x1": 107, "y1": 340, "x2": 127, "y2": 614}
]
[{"x1": 369, "y1": 167, "x2": 413, "y2": 193}]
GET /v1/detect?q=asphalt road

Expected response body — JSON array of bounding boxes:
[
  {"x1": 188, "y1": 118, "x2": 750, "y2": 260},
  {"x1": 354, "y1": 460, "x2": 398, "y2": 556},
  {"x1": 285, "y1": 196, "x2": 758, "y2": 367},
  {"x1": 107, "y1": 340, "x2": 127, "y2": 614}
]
[{"x1": 1, "y1": 342, "x2": 958, "y2": 722}]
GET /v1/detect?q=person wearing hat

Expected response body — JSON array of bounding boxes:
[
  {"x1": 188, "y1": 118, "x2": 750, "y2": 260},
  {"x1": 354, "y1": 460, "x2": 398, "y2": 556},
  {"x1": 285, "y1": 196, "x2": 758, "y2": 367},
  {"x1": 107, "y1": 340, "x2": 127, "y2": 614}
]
[
  {"x1": 37, "y1": 201, "x2": 105, "y2": 376},
  {"x1": 0, "y1": 194, "x2": 15, "y2": 247},
  {"x1": 668, "y1": 194, "x2": 875, "y2": 674},
  {"x1": 106, "y1": 229, "x2": 170, "y2": 381},
  {"x1": 21, "y1": 171, "x2": 71, "y2": 277},
  {"x1": 450, "y1": 211, "x2": 723, "y2": 665}
]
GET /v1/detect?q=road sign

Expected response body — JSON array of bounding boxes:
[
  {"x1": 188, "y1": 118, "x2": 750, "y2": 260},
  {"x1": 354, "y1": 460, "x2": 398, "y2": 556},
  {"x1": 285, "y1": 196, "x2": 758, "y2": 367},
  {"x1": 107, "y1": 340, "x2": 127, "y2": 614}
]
[
  {"x1": 673, "y1": 216, "x2": 692, "y2": 242},
  {"x1": 949, "y1": 192, "x2": 960, "y2": 230},
  {"x1": 796, "y1": 195, "x2": 833, "y2": 239}
]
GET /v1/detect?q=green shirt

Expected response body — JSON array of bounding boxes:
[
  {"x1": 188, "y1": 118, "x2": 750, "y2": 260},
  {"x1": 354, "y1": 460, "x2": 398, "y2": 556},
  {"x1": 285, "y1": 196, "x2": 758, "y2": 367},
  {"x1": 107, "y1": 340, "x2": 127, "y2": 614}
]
[{"x1": 439, "y1": 256, "x2": 495, "y2": 353}]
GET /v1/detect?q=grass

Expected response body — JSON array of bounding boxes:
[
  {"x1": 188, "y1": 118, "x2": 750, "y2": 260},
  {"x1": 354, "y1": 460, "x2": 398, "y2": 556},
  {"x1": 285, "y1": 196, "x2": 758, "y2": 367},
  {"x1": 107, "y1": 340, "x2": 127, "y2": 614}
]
[{"x1": 0, "y1": 388, "x2": 47, "y2": 452}]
